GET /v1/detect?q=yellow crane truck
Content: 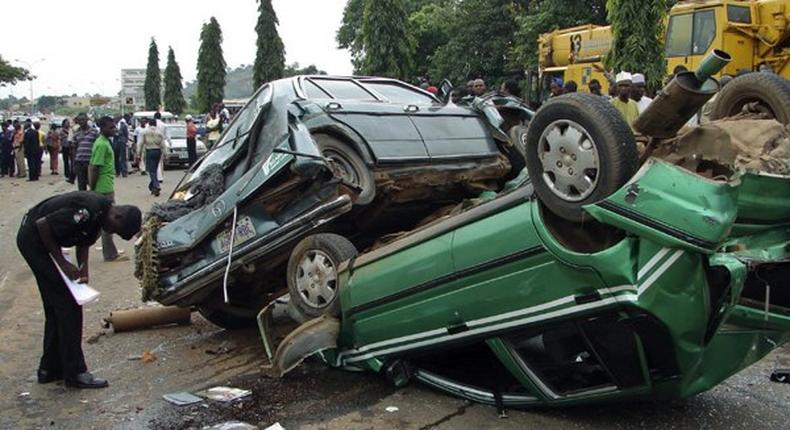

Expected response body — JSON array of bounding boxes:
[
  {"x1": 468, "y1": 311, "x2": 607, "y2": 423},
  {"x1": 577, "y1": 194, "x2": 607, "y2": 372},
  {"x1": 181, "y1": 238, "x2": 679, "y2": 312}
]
[{"x1": 527, "y1": 0, "x2": 790, "y2": 104}]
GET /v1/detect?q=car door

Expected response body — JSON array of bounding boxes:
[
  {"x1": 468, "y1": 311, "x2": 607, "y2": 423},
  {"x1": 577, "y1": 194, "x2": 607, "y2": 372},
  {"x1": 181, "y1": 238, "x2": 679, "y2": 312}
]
[{"x1": 305, "y1": 77, "x2": 430, "y2": 163}]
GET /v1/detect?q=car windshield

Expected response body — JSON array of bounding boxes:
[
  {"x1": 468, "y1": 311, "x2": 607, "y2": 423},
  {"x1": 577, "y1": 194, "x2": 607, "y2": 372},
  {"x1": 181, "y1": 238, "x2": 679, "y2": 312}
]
[
  {"x1": 188, "y1": 85, "x2": 272, "y2": 180},
  {"x1": 166, "y1": 126, "x2": 186, "y2": 139}
]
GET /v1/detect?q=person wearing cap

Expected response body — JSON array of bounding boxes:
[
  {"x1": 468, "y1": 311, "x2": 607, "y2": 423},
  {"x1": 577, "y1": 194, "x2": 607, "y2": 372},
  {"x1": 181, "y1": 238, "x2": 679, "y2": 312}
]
[
  {"x1": 611, "y1": 72, "x2": 640, "y2": 129},
  {"x1": 630, "y1": 73, "x2": 653, "y2": 114},
  {"x1": 185, "y1": 114, "x2": 198, "y2": 166},
  {"x1": 16, "y1": 191, "x2": 142, "y2": 388}
]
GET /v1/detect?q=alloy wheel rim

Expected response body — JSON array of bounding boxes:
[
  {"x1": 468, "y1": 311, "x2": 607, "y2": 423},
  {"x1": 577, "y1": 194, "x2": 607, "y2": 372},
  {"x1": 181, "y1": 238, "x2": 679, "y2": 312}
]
[
  {"x1": 295, "y1": 249, "x2": 338, "y2": 309},
  {"x1": 537, "y1": 119, "x2": 600, "y2": 202}
]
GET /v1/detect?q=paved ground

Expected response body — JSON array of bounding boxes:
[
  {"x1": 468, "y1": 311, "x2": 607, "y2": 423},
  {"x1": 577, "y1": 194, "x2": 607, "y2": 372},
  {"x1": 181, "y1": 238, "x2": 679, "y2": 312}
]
[{"x1": 0, "y1": 160, "x2": 788, "y2": 430}]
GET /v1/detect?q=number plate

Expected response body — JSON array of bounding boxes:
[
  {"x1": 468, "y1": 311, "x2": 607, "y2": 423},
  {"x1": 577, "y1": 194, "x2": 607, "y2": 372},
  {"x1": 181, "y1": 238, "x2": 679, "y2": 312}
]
[{"x1": 216, "y1": 216, "x2": 257, "y2": 253}]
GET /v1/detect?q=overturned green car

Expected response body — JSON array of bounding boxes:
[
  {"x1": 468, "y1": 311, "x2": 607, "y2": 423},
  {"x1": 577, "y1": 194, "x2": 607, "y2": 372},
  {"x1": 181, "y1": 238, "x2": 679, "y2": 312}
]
[{"x1": 261, "y1": 61, "x2": 790, "y2": 407}]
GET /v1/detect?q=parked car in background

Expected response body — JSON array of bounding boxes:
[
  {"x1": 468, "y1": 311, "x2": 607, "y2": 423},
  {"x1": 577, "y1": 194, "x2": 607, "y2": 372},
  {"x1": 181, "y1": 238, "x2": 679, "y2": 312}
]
[{"x1": 162, "y1": 124, "x2": 207, "y2": 168}]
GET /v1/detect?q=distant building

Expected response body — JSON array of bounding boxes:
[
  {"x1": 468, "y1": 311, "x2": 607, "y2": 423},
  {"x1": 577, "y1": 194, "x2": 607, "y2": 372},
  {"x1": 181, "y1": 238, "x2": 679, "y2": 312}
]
[
  {"x1": 121, "y1": 69, "x2": 146, "y2": 111},
  {"x1": 63, "y1": 96, "x2": 91, "y2": 108}
]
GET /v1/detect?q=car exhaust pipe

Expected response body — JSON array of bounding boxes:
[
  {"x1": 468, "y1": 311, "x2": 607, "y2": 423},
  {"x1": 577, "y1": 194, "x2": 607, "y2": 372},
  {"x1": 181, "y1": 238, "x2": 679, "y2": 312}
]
[
  {"x1": 104, "y1": 306, "x2": 192, "y2": 332},
  {"x1": 634, "y1": 49, "x2": 732, "y2": 138}
]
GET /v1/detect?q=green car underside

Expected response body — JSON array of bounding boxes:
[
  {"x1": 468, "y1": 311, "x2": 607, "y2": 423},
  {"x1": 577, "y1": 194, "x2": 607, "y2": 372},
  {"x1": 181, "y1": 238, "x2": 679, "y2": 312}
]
[{"x1": 311, "y1": 160, "x2": 790, "y2": 407}]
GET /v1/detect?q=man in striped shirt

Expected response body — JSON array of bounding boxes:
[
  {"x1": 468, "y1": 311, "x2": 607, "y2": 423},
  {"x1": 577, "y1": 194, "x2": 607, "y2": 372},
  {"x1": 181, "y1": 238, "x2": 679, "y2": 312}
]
[{"x1": 72, "y1": 113, "x2": 98, "y2": 191}]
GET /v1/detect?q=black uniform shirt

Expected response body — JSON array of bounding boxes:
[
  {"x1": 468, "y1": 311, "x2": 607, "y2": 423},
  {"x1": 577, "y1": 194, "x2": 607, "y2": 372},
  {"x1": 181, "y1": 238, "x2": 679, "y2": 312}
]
[{"x1": 25, "y1": 192, "x2": 113, "y2": 247}]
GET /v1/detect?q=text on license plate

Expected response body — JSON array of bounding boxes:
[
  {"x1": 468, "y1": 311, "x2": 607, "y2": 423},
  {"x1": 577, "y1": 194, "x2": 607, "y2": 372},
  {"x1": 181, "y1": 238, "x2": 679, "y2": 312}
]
[{"x1": 216, "y1": 216, "x2": 257, "y2": 253}]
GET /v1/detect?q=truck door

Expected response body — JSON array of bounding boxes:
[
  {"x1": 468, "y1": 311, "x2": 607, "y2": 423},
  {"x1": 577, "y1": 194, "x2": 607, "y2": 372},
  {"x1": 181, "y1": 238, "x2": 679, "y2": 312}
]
[{"x1": 666, "y1": 8, "x2": 720, "y2": 74}]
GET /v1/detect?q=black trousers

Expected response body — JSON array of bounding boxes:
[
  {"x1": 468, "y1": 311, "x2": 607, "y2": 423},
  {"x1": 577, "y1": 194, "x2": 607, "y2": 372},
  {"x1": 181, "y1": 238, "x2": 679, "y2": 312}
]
[
  {"x1": 62, "y1": 147, "x2": 72, "y2": 180},
  {"x1": 0, "y1": 148, "x2": 14, "y2": 176},
  {"x1": 186, "y1": 137, "x2": 197, "y2": 166},
  {"x1": 26, "y1": 151, "x2": 41, "y2": 180},
  {"x1": 16, "y1": 224, "x2": 87, "y2": 379},
  {"x1": 74, "y1": 161, "x2": 89, "y2": 191}
]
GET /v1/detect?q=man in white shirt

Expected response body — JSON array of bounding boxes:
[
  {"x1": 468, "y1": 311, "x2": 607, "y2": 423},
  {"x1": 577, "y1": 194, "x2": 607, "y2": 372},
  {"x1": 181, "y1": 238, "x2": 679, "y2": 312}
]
[{"x1": 631, "y1": 73, "x2": 653, "y2": 114}]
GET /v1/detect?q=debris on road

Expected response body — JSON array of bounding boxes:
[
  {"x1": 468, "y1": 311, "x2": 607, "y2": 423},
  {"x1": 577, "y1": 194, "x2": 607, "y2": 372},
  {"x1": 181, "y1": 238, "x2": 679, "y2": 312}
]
[
  {"x1": 385, "y1": 406, "x2": 399, "y2": 413},
  {"x1": 163, "y1": 391, "x2": 203, "y2": 406},
  {"x1": 103, "y1": 305, "x2": 191, "y2": 333},
  {"x1": 770, "y1": 369, "x2": 790, "y2": 383},
  {"x1": 205, "y1": 340, "x2": 237, "y2": 356},
  {"x1": 142, "y1": 351, "x2": 157, "y2": 363},
  {"x1": 264, "y1": 423, "x2": 285, "y2": 430},
  {"x1": 85, "y1": 331, "x2": 107, "y2": 344},
  {"x1": 197, "y1": 386, "x2": 252, "y2": 402},
  {"x1": 201, "y1": 421, "x2": 258, "y2": 430}
]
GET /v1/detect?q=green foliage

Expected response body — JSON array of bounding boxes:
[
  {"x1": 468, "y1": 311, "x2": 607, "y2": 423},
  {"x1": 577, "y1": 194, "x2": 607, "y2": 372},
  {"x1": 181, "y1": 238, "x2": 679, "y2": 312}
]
[
  {"x1": 360, "y1": 0, "x2": 415, "y2": 79},
  {"x1": 253, "y1": 0, "x2": 286, "y2": 89},
  {"x1": 0, "y1": 56, "x2": 31, "y2": 86},
  {"x1": 196, "y1": 17, "x2": 226, "y2": 113},
  {"x1": 429, "y1": 0, "x2": 525, "y2": 84},
  {"x1": 511, "y1": 0, "x2": 607, "y2": 70},
  {"x1": 337, "y1": 0, "x2": 366, "y2": 73},
  {"x1": 163, "y1": 47, "x2": 186, "y2": 115},
  {"x1": 36, "y1": 95, "x2": 61, "y2": 111},
  {"x1": 409, "y1": 2, "x2": 453, "y2": 80},
  {"x1": 144, "y1": 38, "x2": 161, "y2": 110},
  {"x1": 605, "y1": 0, "x2": 668, "y2": 91}
]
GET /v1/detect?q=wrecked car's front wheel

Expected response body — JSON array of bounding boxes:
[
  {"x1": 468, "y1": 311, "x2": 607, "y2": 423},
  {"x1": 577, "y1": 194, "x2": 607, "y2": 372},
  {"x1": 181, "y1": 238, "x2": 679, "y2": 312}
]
[
  {"x1": 314, "y1": 134, "x2": 376, "y2": 205},
  {"x1": 710, "y1": 72, "x2": 790, "y2": 124},
  {"x1": 525, "y1": 93, "x2": 638, "y2": 222},
  {"x1": 287, "y1": 233, "x2": 358, "y2": 320}
]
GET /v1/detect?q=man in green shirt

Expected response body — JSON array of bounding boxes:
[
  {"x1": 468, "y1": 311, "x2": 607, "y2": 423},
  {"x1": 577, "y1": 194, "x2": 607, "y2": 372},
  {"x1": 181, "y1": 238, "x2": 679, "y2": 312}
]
[
  {"x1": 610, "y1": 72, "x2": 640, "y2": 130},
  {"x1": 89, "y1": 117, "x2": 126, "y2": 262}
]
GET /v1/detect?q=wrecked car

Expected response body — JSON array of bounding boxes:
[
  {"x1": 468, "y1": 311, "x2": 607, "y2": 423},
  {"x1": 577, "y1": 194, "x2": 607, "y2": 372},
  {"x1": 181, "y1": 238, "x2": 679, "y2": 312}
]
[
  {"x1": 259, "y1": 52, "x2": 790, "y2": 407},
  {"x1": 136, "y1": 75, "x2": 529, "y2": 327}
]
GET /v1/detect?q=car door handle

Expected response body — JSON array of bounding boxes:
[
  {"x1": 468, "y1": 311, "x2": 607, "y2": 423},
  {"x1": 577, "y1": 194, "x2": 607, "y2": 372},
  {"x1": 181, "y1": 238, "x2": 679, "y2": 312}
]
[
  {"x1": 404, "y1": 105, "x2": 420, "y2": 113},
  {"x1": 325, "y1": 102, "x2": 342, "y2": 110}
]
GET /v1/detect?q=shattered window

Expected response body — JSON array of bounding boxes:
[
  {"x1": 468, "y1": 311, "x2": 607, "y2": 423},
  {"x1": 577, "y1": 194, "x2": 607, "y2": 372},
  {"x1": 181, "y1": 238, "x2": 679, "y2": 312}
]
[
  {"x1": 506, "y1": 313, "x2": 645, "y2": 395},
  {"x1": 311, "y1": 78, "x2": 376, "y2": 100},
  {"x1": 666, "y1": 13, "x2": 693, "y2": 57},
  {"x1": 360, "y1": 81, "x2": 436, "y2": 104}
]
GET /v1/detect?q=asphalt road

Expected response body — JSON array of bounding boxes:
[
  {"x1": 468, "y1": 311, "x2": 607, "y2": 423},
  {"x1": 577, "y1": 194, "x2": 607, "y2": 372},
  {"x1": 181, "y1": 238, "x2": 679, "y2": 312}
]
[{"x1": 0, "y1": 162, "x2": 788, "y2": 430}]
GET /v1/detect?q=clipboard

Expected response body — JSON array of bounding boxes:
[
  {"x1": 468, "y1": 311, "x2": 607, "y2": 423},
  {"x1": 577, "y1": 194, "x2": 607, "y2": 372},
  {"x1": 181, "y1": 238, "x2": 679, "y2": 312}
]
[{"x1": 50, "y1": 255, "x2": 100, "y2": 305}]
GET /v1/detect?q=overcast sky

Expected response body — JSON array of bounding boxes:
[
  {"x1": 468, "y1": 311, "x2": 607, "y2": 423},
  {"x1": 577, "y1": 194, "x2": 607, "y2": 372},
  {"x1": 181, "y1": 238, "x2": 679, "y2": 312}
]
[{"x1": 0, "y1": 0, "x2": 352, "y2": 99}]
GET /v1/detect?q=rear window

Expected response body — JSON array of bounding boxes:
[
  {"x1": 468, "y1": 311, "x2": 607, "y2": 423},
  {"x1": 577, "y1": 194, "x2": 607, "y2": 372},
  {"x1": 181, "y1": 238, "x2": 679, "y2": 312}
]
[
  {"x1": 727, "y1": 5, "x2": 751, "y2": 23},
  {"x1": 360, "y1": 82, "x2": 435, "y2": 104},
  {"x1": 311, "y1": 79, "x2": 375, "y2": 100}
]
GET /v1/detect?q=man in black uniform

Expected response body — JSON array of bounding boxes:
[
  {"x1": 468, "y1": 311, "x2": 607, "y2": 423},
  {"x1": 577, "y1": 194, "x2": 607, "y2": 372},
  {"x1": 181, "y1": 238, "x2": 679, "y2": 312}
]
[{"x1": 17, "y1": 191, "x2": 142, "y2": 388}]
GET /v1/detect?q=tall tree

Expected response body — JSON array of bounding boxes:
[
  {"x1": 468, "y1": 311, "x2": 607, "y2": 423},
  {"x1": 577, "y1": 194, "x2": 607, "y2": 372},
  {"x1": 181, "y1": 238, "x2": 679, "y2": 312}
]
[
  {"x1": 409, "y1": 2, "x2": 452, "y2": 81},
  {"x1": 196, "y1": 17, "x2": 226, "y2": 113},
  {"x1": 163, "y1": 47, "x2": 186, "y2": 114},
  {"x1": 429, "y1": 0, "x2": 525, "y2": 84},
  {"x1": 0, "y1": 56, "x2": 31, "y2": 86},
  {"x1": 253, "y1": 0, "x2": 286, "y2": 89},
  {"x1": 604, "y1": 0, "x2": 668, "y2": 90},
  {"x1": 144, "y1": 38, "x2": 161, "y2": 110},
  {"x1": 360, "y1": 0, "x2": 414, "y2": 79},
  {"x1": 511, "y1": 0, "x2": 608, "y2": 71}
]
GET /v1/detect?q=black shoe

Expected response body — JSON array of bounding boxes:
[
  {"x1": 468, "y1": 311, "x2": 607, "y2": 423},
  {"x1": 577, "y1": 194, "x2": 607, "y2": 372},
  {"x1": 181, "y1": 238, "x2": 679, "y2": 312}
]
[
  {"x1": 37, "y1": 368, "x2": 62, "y2": 384},
  {"x1": 64, "y1": 372, "x2": 108, "y2": 389}
]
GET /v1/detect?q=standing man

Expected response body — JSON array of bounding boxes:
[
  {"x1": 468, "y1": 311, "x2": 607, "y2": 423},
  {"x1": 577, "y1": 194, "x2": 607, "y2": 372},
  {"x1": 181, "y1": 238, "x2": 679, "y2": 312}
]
[
  {"x1": 89, "y1": 116, "x2": 127, "y2": 262},
  {"x1": 0, "y1": 120, "x2": 14, "y2": 178},
  {"x1": 17, "y1": 191, "x2": 141, "y2": 388},
  {"x1": 72, "y1": 113, "x2": 98, "y2": 191},
  {"x1": 46, "y1": 123, "x2": 61, "y2": 175},
  {"x1": 13, "y1": 121, "x2": 26, "y2": 178},
  {"x1": 471, "y1": 79, "x2": 487, "y2": 97},
  {"x1": 610, "y1": 72, "x2": 640, "y2": 129},
  {"x1": 113, "y1": 115, "x2": 129, "y2": 177},
  {"x1": 588, "y1": 79, "x2": 604, "y2": 97},
  {"x1": 185, "y1": 114, "x2": 198, "y2": 166},
  {"x1": 23, "y1": 119, "x2": 41, "y2": 181},
  {"x1": 206, "y1": 109, "x2": 221, "y2": 149},
  {"x1": 59, "y1": 119, "x2": 72, "y2": 182},
  {"x1": 132, "y1": 118, "x2": 147, "y2": 174},
  {"x1": 631, "y1": 73, "x2": 653, "y2": 114},
  {"x1": 137, "y1": 118, "x2": 169, "y2": 196}
]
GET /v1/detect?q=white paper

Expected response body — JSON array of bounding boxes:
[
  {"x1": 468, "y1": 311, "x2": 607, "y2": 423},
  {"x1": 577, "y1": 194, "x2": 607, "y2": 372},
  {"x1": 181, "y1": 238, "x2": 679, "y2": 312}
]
[{"x1": 50, "y1": 255, "x2": 100, "y2": 305}]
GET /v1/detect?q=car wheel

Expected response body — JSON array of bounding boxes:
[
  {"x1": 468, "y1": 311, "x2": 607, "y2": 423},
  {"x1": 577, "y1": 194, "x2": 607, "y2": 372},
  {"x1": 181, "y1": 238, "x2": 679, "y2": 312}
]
[
  {"x1": 287, "y1": 233, "x2": 358, "y2": 320},
  {"x1": 509, "y1": 124, "x2": 529, "y2": 158},
  {"x1": 710, "y1": 72, "x2": 790, "y2": 124},
  {"x1": 196, "y1": 304, "x2": 256, "y2": 330},
  {"x1": 313, "y1": 134, "x2": 376, "y2": 205},
  {"x1": 525, "y1": 93, "x2": 639, "y2": 223}
]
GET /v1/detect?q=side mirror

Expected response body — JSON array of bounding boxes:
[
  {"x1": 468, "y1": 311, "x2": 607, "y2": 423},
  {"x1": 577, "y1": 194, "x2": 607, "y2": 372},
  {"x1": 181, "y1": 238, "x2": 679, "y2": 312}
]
[{"x1": 438, "y1": 79, "x2": 454, "y2": 102}]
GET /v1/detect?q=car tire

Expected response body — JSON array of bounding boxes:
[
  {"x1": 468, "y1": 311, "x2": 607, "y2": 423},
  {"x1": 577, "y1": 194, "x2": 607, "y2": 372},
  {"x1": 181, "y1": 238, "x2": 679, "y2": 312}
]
[
  {"x1": 525, "y1": 93, "x2": 639, "y2": 223},
  {"x1": 509, "y1": 125, "x2": 529, "y2": 158},
  {"x1": 197, "y1": 304, "x2": 256, "y2": 330},
  {"x1": 287, "y1": 233, "x2": 358, "y2": 320},
  {"x1": 710, "y1": 72, "x2": 790, "y2": 124},
  {"x1": 313, "y1": 134, "x2": 376, "y2": 205}
]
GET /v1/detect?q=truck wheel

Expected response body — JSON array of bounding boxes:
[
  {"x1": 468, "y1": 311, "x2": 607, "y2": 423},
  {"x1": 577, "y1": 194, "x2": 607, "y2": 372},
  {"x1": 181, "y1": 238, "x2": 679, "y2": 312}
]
[
  {"x1": 287, "y1": 233, "x2": 358, "y2": 320},
  {"x1": 314, "y1": 134, "x2": 376, "y2": 205},
  {"x1": 710, "y1": 73, "x2": 790, "y2": 124},
  {"x1": 525, "y1": 93, "x2": 639, "y2": 222}
]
